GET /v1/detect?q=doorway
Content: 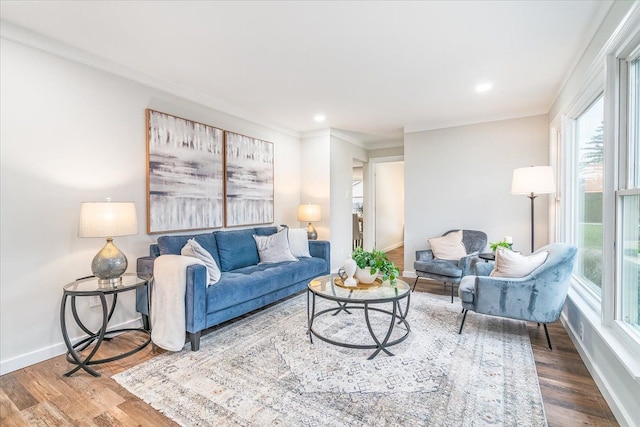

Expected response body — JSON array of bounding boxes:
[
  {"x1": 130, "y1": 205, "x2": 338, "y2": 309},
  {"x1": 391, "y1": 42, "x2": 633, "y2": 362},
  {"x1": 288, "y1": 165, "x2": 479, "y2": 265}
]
[
  {"x1": 352, "y1": 160, "x2": 364, "y2": 250},
  {"x1": 372, "y1": 159, "x2": 405, "y2": 251}
]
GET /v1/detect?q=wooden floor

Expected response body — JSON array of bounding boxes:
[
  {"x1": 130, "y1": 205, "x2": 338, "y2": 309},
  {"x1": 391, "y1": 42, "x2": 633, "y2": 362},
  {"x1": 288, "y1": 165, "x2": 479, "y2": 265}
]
[
  {"x1": 0, "y1": 246, "x2": 619, "y2": 426},
  {"x1": 386, "y1": 246, "x2": 618, "y2": 427}
]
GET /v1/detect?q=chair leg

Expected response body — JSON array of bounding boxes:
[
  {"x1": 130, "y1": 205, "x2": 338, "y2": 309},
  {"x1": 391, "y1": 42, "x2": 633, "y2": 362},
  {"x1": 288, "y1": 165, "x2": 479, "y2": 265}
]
[
  {"x1": 543, "y1": 323, "x2": 553, "y2": 350},
  {"x1": 412, "y1": 276, "x2": 420, "y2": 291},
  {"x1": 458, "y1": 309, "x2": 468, "y2": 334}
]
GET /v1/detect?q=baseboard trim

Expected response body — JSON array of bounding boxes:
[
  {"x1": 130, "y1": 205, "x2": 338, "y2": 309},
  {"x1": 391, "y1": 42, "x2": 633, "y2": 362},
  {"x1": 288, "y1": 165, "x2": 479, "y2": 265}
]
[
  {"x1": 560, "y1": 314, "x2": 632, "y2": 426},
  {"x1": 403, "y1": 270, "x2": 417, "y2": 278},
  {"x1": 0, "y1": 317, "x2": 143, "y2": 375},
  {"x1": 381, "y1": 242, "x2": 403, "y2": 252}
]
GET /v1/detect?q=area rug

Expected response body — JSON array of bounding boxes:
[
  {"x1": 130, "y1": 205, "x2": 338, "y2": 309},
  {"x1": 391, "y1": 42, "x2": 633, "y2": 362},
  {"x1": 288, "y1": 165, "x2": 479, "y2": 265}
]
[{"x1": 113, "y1": 291, "x2": 547, "y2": 426}]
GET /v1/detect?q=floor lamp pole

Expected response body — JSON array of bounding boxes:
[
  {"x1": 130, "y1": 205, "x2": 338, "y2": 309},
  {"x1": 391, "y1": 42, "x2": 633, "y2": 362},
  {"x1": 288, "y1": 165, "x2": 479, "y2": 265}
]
[{"x1": 528, "y1": 193, "x2": 537, "y2": 253}]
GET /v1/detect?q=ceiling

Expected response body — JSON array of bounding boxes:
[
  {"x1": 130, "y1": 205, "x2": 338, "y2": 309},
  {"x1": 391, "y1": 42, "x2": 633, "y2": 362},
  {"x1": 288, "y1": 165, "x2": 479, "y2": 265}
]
[{"x1": 0, "y1": 1, "x2": 611, "y2": 147}]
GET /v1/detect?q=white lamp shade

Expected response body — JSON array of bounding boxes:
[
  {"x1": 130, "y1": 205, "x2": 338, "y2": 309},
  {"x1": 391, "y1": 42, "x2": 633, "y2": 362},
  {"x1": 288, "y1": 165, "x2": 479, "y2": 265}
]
[
  {"x1": 297, "y1": 204, "x2": 321, "y2": 222},
  {"x1": 78, "y1": 201, "x2": 138, "y2": 238},
  {"x1": 511, "y1": 166, "x2": 555, "y2": 195}
]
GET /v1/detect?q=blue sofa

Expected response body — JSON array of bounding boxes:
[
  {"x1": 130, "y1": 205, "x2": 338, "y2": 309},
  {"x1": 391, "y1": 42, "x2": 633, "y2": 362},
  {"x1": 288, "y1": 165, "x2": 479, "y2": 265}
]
[{"x1": 136, "y1": 226, "x2": 330, "y2": 351}]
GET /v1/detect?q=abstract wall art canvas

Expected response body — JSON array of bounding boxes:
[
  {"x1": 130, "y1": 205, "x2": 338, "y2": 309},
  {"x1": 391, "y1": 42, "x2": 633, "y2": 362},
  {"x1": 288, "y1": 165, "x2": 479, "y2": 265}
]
[
  {"x1": 224, "y1": 131, "x2": 274, "y2": 227},
  {"x1": 146, "y1": 109, "x2": 224, "y2": 233}
]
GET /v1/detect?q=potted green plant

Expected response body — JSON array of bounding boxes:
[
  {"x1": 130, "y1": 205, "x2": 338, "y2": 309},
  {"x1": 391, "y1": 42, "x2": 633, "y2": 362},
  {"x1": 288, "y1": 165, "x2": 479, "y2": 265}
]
[
  {"x1": 489, "y1": 240, "x2": 512, "y2": 253},
  {"x1": 351, "y1": 247, "x2": 399, "y2": 284}
]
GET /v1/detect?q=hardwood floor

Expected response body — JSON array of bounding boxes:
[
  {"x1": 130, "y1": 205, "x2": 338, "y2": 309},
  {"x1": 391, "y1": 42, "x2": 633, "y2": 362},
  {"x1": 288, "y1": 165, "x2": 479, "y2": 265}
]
[
  {"x1": 0, "y1": 246, "x2": 619, "y2": 426},
  {"x1": 386, "y1": 246, "x2": 618, "y2": 427}
]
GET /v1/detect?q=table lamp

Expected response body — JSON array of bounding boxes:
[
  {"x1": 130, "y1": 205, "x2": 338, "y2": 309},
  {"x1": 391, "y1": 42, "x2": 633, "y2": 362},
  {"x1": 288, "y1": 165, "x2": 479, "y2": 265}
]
[
  {"x1": 511, "y1": 166, "x2": 555, "y2": 253},
  {"x1": 78, "y1": 199, "x2": 138, "y2": 285},
  {"x1": 297, "y1": 203, "x2": 321, "y2": 240}
]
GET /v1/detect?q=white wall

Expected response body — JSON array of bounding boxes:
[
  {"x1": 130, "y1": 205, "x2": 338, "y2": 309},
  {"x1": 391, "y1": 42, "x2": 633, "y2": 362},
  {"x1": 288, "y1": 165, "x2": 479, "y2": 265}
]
[
  {"x1": 300, "y1": 131, "x2": 331, "y2": 241},
  {"x1": 0, "y1": 38, "x2": 302, "y2": 374},
  {"x1": 375, "y1": 161, "x2": 405, "y2": 251},
  {"x1": 403, "y1": 115, "x2": 550, "y2": 275},
  {"x1": 330, "y1": 133, "x2": 368, "y2": 269}
]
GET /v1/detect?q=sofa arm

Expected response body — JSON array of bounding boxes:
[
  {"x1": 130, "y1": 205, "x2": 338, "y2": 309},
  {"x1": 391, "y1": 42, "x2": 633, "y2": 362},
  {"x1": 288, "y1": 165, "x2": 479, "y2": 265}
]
[
  {"x1": 135, "y1": 257, "x2": 155, "y2": 316},
  {"x1": 137, "y1": 256, "x2": 155, "y2": 281},
  {"x1": 134, "y1": 256, "x2": 208, "y2": 333},
  {"x1": 309, "y1": 240, "x2": 331, "y2": 274},
  {"x1": 185, "y1": 263, "x2": 208, "y2": 334},
  {"x1": 416, "y1": 250, "x2": 434, "y2": 261}
]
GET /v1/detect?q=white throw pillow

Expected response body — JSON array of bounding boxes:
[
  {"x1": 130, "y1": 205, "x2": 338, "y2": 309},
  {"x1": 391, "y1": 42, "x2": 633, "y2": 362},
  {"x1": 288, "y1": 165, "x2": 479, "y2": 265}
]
[
  {"x1": 181, "y1": 239, "x2": 221, "y2": 285},
  {"x1": 490, "y1": 247, "x2": 549, "y2": 278},
  {"x1": 253, "y1": 228, "x2": 298, "y2": 264},
  {"x1": 288, "y1": 228, "x2": 311, "y2": 258},
  {"x1": 428, "y1": 230, "x2": 467, "y2": 260}
]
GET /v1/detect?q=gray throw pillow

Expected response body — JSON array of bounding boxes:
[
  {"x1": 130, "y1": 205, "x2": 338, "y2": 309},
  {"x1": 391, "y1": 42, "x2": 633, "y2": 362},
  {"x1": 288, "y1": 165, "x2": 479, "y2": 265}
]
[
  {"x1": 253, "y1": 228, "x2": 298, "y2": 264},
  {"x1": 181, "y1": 238, "x2": 221, "y2": 284}
]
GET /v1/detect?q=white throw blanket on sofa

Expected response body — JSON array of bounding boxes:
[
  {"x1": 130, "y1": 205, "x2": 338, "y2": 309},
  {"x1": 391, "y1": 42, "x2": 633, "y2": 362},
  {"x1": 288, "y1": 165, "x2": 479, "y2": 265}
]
[{"x1": 151, "y1": 255, "x2": 205, "y2": 351}]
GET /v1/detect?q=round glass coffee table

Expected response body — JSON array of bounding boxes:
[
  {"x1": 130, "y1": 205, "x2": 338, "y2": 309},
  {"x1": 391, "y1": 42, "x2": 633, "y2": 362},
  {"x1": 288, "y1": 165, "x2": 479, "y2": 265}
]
[{"x1": 307, "y1": 274, "x2": 411, "y2": 360}]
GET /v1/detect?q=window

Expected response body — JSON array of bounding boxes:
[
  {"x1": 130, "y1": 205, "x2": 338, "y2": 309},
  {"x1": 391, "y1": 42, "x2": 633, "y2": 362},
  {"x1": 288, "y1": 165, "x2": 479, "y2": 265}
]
[
  {"x1": 574, "y1": 96, "x2": 604, "y2": 293},
  {"x1": 620, "y1": 194, "x2": 639, "y2": 331},
  {"x1": 557, "y1": 5, "x2": 640, "y2": 385},
  {"x1": 629, "y1": 56, "x2": 640, "y2": 188},
  {"x1": 619, "y1": 56, "x2": 640, "y2": 334}
]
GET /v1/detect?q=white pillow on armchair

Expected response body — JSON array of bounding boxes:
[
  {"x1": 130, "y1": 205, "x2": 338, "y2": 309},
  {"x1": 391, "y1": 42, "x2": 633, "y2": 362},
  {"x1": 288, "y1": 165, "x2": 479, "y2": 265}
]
[
  {"x1": 490, "y1": 247, "x2": 548, "y2": 278},
  {"x1": 428, "y1": 230, "x2": 467, "y2": 260}
]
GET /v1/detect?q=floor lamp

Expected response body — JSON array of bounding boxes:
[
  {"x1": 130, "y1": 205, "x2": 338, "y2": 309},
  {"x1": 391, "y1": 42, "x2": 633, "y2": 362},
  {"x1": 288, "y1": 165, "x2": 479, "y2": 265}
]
[{"x1": 511, "y1": 166, "x2": 555, "y2": 253}]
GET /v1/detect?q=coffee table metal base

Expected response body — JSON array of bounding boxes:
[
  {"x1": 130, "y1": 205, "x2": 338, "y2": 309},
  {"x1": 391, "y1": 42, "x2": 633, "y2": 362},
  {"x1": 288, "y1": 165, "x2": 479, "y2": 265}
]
[{"x1": 307, "y1": 290, "x2": 411, "y2": 360}]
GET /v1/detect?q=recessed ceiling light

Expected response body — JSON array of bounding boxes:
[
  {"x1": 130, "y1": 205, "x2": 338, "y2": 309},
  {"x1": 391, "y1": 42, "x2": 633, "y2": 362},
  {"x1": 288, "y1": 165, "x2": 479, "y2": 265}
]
[
  {"x1": 314, "y1": 114, "x2": 326, "y2": 123},
  {"x1": 476, "y1": 83, "x2": 493, "y2": 93}
]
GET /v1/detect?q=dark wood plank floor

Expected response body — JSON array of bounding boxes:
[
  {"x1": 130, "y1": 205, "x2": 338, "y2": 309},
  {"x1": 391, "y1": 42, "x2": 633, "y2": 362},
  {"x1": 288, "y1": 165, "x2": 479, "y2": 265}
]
[
  {"x1": 386, "y1": 246, "x2": 619, "y2": 427},
  {"x1": 0, "y1": 246, "x2": 619, "y2": 426}
]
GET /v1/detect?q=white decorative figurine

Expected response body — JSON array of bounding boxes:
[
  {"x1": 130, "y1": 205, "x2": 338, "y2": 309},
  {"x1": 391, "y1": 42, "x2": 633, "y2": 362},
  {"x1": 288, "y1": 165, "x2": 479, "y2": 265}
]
[{"x1": 343, "y1": 258, "x2": 357, "y2": 287}]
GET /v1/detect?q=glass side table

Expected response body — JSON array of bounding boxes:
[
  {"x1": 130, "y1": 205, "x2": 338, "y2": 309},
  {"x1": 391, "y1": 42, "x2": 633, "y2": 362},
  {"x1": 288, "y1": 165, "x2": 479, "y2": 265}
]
[
  {"x1": 60, "y1": 273, "x2": 151, "y2": 377},
  {"x1": 478, "y1": 252, "x2": 495, "y2": 262}
]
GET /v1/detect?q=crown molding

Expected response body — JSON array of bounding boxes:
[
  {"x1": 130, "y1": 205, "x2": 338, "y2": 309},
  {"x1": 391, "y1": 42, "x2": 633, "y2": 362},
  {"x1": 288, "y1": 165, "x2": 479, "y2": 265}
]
[
  {"x1": 0, "y1": 20, "x2": 300, "y2": 139},
  {"x1": 404, "y1": 111, "x2": 548, "y2": 135}
]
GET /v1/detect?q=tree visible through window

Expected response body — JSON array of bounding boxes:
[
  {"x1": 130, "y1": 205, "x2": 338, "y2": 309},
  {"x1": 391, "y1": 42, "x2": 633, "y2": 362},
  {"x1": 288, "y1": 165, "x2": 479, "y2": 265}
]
[{"x1": 576, "y1": 97, "x2": 604, "y2": 291}]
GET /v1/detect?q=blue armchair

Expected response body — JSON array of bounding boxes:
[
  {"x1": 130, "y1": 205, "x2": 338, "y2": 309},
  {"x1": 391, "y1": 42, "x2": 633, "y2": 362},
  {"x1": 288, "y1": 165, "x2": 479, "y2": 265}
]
[
  {"x1": 413, "y1": 229, "x2": 487, "y2": 302},
  {"x1": 458, "y1": 243, "x2": 577, "y2": 350}
]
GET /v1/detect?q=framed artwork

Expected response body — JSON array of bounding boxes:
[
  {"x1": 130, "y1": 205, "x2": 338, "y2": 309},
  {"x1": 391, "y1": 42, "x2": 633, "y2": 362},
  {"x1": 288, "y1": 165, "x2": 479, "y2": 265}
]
[
  {"x1": 224, "y1": 131, "x2": 274, "y2": 227},
  {"x1": 146, "y1": 109, "x2": 224, "y2": 233}
]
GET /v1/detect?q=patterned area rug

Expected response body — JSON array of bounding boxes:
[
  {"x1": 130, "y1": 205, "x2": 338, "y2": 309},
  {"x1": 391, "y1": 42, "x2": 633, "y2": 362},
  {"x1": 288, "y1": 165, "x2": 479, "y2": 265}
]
[{"x1": 113, "y1": 291, "x2": 547, "y2": 426}]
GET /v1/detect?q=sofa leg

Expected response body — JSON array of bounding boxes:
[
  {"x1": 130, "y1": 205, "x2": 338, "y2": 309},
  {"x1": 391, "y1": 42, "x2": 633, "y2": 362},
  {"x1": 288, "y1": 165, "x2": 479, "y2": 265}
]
[
  {"x1": 543, "y1": 324, "x2": 553, "y2": 351},
  {"x1": 189, "y1": 331, "x2": 201, "y2": 351},
  {"x1": 412, "y1": 277, "x2": 420, "y2": 291},
  {"x1": 450, "y1": 283, "x2": 454, "y2": 303},
  {"x1": 458, "y1": 309, "x2": 468, "y2": 334}
]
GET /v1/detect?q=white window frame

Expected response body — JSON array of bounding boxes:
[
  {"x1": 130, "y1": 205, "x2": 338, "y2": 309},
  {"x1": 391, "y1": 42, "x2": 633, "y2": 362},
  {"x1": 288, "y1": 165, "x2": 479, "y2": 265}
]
[
  {"x1": 557, "y1": 4, "x2": 640, "y2": 378},
  {"x1": 613, "y1": 41, "x2": 640, "y2": 344},
  {"x1": 561, "y1": 86, "x2": 605, "y2": 311}
]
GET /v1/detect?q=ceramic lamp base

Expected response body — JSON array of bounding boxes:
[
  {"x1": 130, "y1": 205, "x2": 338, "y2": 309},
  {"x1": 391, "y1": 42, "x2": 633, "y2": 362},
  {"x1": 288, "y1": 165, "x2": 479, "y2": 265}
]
[
  {"x1": 92, "y1": 238, "x2": 128, "y2": 286},
  {"x1": 306, "y1": 223, "x2": 318, "y2": 240}
]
